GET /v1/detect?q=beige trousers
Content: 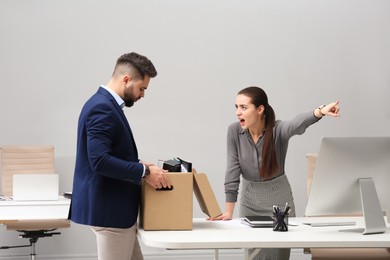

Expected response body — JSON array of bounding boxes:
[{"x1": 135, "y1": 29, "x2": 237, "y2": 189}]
[{"x1": 92, "y1": 224, "x2": 144, "y2": 260}]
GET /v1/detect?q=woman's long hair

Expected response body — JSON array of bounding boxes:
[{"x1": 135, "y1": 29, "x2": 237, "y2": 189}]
[{"x1": 238, "y1": 86, "x2": 279, "y2": 179}]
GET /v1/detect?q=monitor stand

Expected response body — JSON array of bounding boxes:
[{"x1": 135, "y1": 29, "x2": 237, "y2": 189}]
[{"x1": 340, "y1": 178, "x2": 386, "y2": 235}]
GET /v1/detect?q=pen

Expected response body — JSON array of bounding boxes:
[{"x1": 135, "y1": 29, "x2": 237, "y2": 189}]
[
  {"x1": 284, "y1": 202, "x2": 289, "y2": 212},
  {"x1": 282, "y1": 206, "x2": 291, "y2": 218}
]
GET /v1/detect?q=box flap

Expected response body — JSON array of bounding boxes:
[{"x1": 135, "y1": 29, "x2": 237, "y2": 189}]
[{"x1": 193, "y1": 172, "x2": 222, "y2": 218}]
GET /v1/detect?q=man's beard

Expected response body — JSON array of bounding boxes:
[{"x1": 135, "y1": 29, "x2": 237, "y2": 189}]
[
  {"x1": 123, "y1": 90, "x2": 135, "y2": 107},
  {"x1": 124, "y1": 99, "x2": 134, "y2": 107}
]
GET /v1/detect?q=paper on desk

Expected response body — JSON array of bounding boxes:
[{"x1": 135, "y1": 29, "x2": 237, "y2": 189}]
[{"x1": 212, "y1": 218, "x2": 252, "y2": 228}]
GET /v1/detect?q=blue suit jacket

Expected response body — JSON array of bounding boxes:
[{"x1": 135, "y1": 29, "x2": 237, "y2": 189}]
[{"x1": 69, "y1": 87, "x2": 144, "y2": 228}]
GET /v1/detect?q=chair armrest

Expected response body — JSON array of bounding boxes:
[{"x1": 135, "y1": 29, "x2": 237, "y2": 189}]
[{"x1": 4, "y1": 219, "x2": 70, "y2": 231}]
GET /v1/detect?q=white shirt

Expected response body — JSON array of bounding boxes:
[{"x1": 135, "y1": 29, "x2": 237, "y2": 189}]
[{"x1": 100, "y1": 85, "x2": 125, "y2": 109}]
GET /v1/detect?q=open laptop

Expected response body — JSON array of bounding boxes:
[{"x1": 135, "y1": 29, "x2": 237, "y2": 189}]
[{"x1": 12, "y1": 173, "x2": 59, "y2": 201}]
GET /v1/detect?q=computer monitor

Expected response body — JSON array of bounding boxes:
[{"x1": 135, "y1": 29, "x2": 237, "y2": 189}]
[{"x1": 305, "y1": 136, "x2": 390, "y2": 234}]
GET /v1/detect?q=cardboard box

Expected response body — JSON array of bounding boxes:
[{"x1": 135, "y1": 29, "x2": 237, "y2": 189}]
[
  {"x1": 140, "y1": 172, "x2": 193, "y2": 230},
  {"x1": 193, "y1": 172, "x2": 222, "y2": 219},
  {"x1": 140, "y1": 172, "x2": 221, "y2": 230}
]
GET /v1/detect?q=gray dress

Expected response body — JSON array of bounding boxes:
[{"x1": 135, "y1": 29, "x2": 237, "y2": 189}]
[{"x1": 224, "y1": 111, "x2": 320, "y2": 260}]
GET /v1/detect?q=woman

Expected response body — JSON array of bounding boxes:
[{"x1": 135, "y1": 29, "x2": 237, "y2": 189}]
[{"x1": 211, "y1": 86, "x2": 340, "y2": 260}]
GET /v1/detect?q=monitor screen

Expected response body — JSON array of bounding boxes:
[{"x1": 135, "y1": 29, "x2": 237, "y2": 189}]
[{"x1": 305, "y1": 137, "x2": 390, "y2": 218}]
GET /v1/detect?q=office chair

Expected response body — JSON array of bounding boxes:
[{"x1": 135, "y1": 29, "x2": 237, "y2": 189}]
[
  {"x1": 304, "y1": 154, "x2": 390, "y2": 260},
  {"x1": 0, "y1": 145, "x2": 70, "y2": 260}
]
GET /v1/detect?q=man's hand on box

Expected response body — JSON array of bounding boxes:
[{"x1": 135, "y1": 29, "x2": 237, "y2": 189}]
[{"x1": 144, "y1": 165, "x2": 171, "y2": 189}]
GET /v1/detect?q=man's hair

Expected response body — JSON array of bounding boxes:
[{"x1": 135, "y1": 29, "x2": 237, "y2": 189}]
[{"x1": 113, "y1": 52, "x2": 157, "y2": 79}]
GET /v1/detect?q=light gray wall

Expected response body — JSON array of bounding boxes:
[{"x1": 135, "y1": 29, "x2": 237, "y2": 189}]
[{"x1": 1, "y1": 0, "x2": 389, "y2": 258}]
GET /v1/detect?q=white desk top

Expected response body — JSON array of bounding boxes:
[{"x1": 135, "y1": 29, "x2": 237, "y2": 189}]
[
  {"x1": 0, "y1": 196, "x2": 71, "y2": 221},
  {"x1": 138, "y1": 217, "x2": 390, "y2": 249}
]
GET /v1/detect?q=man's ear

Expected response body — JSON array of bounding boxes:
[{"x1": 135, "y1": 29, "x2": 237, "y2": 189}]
[{"x1": 123, "y1": 74, "x2": 132, "y2": 85}]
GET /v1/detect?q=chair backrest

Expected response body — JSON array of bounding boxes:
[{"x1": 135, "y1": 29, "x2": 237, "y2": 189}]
[
  {"x1": 306, "y1": 153, "x2": 317, "y2": 197},
  {"x1": 1, "y1": 145, "x2": 55, "y2": 196}
]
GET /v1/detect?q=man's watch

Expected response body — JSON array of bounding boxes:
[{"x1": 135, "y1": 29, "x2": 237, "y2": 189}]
[{"x1": 144, "y1": 165, "x2": 150, "y2": 178}]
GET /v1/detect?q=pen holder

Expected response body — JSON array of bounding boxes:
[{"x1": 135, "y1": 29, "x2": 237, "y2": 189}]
[{"x1": 273, "y1": 212, "x2": 288, "y2": 232}]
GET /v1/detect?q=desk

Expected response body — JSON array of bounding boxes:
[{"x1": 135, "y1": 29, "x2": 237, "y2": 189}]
[
  {"x1": 138, "y1": 217, "x2": 390, "y2": 260},
  {"x1": 0, "y1": 196, "x2": 71, "y2": 221}
]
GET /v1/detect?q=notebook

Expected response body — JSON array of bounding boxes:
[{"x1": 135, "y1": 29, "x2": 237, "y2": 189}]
[
  {"x1": 12, "y1": 173, "x2": 59, "y2": 201},
  {"x1": 242, "y1": 216, "x2": 274, "y2": 227}
]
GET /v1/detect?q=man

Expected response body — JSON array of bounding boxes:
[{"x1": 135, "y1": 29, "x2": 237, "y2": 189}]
[{"x1": 69, "y1": 52, "x2": 171, "y2": 260}]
